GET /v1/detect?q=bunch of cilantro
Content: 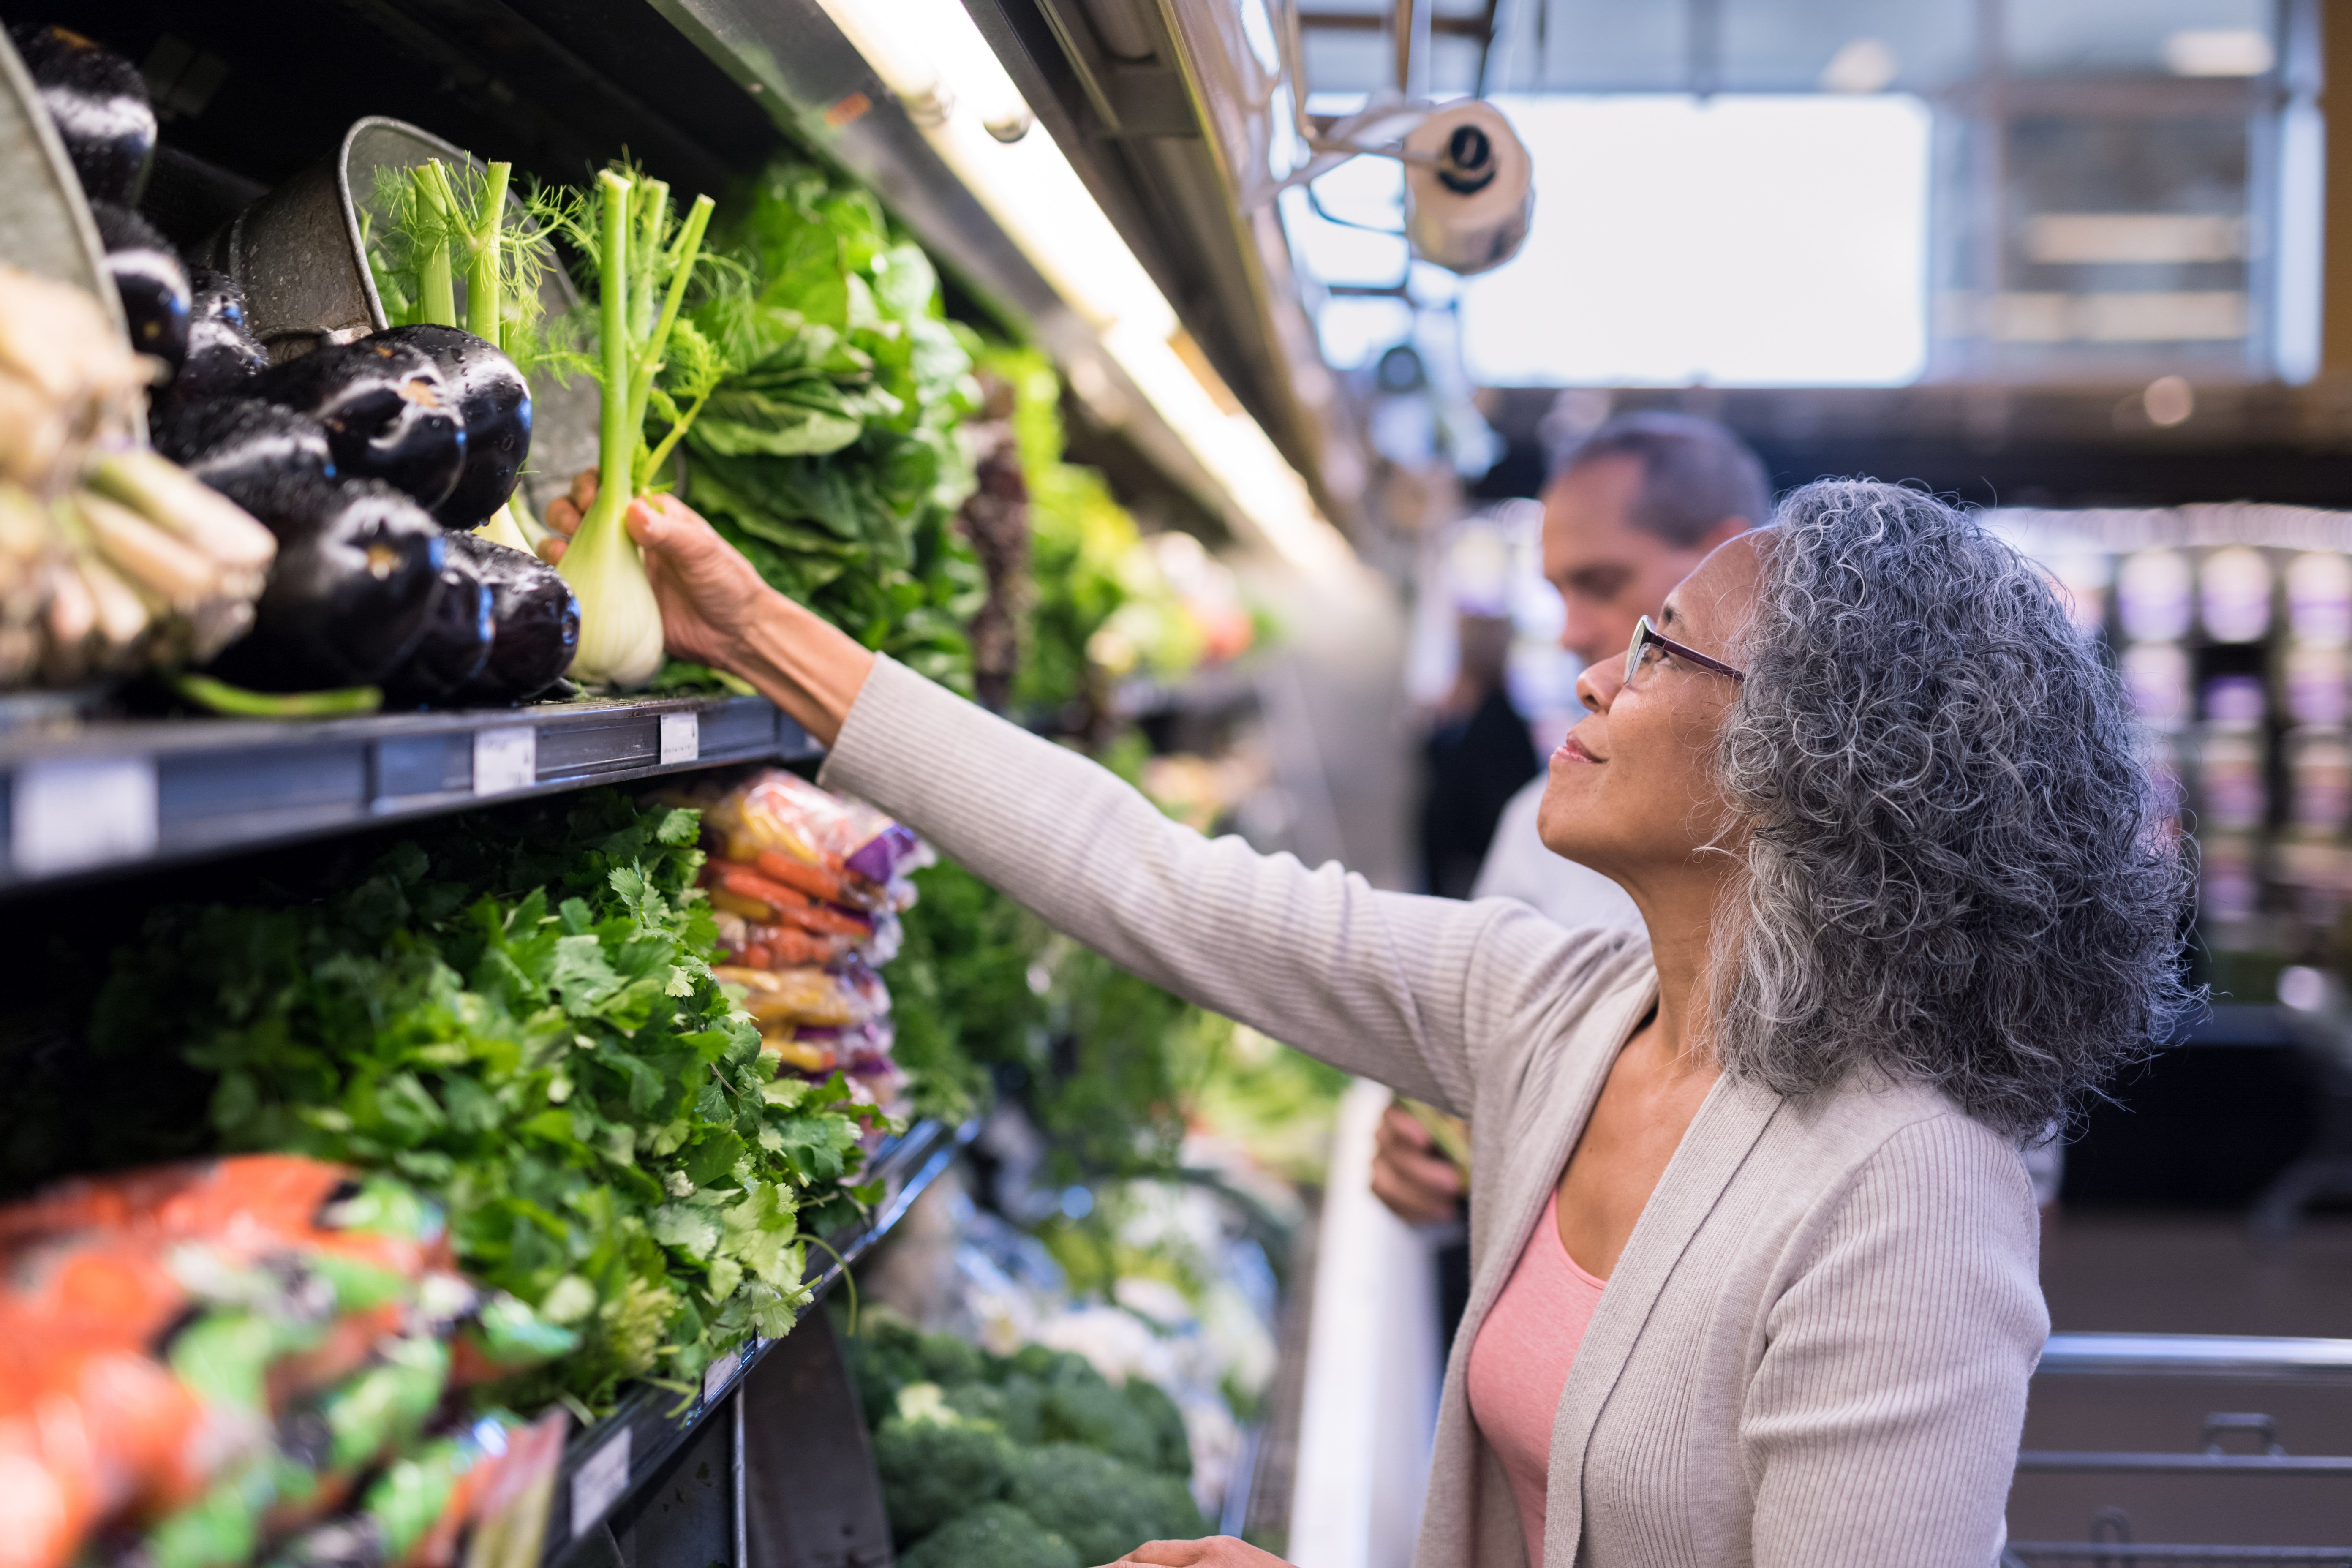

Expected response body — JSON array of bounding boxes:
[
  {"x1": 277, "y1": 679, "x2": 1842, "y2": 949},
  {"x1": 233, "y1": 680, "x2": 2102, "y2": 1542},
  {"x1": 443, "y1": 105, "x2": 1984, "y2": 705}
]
[
  {"x1": 678, "y1": 161, "x2": 986, "y2": 694},
  {"x1": 88, "y1": 791, "x2": 883, "y2": 1413}
]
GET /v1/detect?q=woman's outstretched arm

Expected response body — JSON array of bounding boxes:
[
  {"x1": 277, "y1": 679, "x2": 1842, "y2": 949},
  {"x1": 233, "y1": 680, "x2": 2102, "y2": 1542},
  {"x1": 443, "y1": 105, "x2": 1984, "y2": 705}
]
[{"x1": 543, "y1": 477, "x2": 1639, "y2": 1111}]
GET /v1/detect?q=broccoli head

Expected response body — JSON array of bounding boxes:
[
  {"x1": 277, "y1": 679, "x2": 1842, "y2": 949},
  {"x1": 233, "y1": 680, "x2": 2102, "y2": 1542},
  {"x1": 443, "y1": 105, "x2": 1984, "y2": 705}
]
[
  {"x1": 915, "y1": 1328, "x2": 992, "y2": 1388},
  {"x1": 1038, "y1": 1366, "x2": 1162, "y2": 1471},
  {"x1": 873, "y1": 1414, "x2": 1020, "y2": 1545},
  {"x1": 1122, "y1": 1377, "x2": 1193, "y2": 1478},
  {"x1": 1006, "y1": 1443, "x2": 1208, "y2": 1565},
  {"x1": 898, "y1": 1502, "x2": 1080, "y2": 1568},
  {"x1": 841, "y1": 1314, "x2": 932, "y2": 1429}
]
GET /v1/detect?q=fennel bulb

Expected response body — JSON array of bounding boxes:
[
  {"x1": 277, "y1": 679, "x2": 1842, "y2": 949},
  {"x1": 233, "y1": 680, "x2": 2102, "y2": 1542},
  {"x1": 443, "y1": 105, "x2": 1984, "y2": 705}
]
[
  {"x1": 551, "y1": 165, "x2": 717, "y2": 690},
  {"x1": 558, "y1": 485, "x2": 664, "y2": 686}
]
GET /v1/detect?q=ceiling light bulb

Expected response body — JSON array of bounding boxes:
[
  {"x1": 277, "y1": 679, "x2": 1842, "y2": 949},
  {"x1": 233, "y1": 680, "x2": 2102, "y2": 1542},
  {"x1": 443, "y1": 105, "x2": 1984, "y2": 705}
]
[
  {"x1": 897, "y1": 0, "x2": 1035, "y2": 141},
  {"x1": 809, "y1": 0, "x2": 950, "y2": 124}
]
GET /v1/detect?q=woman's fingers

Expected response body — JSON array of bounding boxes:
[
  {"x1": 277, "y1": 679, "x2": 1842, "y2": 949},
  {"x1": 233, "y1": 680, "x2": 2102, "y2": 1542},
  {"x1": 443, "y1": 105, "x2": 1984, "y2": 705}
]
[
  {"x1": 537, "y1": 534, "x2": 568, "y2": 565},
  {"x1": 1371, "y1": 1104, "x2": 1464, "y2": 1224},
  {"x1": 568, "y1": 467, "x2": 600, "y2": 512},
  {"x1": 1380, "y1": 1102, "x2": 1435, "y2": 1153},
  {"x1": 1114, "y1": 1538, "x2": 1296, "y2": 1568}
]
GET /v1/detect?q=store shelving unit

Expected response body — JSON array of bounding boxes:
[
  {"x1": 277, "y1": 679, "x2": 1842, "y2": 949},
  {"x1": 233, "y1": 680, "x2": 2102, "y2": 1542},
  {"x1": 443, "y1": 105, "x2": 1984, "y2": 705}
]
[{"x1": 0, "y1": 694, "x2": 819, "y2": 892}]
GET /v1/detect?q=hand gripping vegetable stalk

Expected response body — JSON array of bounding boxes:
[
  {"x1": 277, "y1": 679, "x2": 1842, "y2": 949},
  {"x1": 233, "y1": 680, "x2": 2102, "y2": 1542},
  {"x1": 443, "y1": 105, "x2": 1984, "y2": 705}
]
[{"x1": 558, "y1": 169, "x2": 716, "y2": 689}]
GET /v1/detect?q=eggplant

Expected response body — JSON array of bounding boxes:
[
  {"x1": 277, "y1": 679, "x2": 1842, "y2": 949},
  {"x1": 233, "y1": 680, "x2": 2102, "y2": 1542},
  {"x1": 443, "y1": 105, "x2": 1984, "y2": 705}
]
[
  {"x1": 162, "y1": 267, "x2": 269, "y2": 411},
  {"x1": 88, "y1": 201, "x2": 189, "y2": 369},
  {"x1": 8, "y1": 24, "x2": 155, "y2": 207},
  {"x1": 444, "y1": 531, "x2": 579, "y2": 704},
  {"x1": 381, "y1": 559, "x2": 493, "y2": 705},
  {"x1": 153, "y1": 397, "x2": 337, "y2": 511},
  {"x1": 246, "y1": 338, "x2": 467, "y2": 513},
  {"x1": 370, "y1": 325, "x2": 531, "y2": 529},
  {"x1": 208, "y1": 478, "x2": 449, "y2": 688}
]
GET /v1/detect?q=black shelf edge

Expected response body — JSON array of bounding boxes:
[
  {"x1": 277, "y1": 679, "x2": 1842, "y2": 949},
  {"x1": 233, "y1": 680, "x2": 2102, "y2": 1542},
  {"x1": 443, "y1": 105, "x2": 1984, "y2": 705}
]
[
  {"x1": 543, "y1": 1114, "x2": 978, "y2": 1563},
  {"x1": 0, "y1": 693, "x2": 821, "y2": 895}
]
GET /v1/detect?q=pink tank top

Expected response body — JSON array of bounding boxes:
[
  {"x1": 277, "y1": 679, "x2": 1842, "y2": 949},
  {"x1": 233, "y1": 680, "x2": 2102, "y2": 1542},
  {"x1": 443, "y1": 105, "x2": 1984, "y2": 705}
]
[{"x1": 1464, "y1": 1190, "x2": 1607, "y2": 1568}]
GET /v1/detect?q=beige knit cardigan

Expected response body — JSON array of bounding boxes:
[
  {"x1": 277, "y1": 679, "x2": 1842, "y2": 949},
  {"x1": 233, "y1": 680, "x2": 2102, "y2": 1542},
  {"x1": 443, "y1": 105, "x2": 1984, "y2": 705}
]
[{"x1": 821, "y1": 656, "x2": 2047, "y2": 1568}]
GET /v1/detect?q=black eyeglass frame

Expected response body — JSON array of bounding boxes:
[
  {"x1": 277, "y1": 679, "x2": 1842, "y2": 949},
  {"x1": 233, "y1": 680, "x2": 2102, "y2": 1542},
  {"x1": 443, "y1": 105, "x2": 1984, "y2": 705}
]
[{"x1": 1623, "y1": 614, "x2": 1747, "y2": 685}]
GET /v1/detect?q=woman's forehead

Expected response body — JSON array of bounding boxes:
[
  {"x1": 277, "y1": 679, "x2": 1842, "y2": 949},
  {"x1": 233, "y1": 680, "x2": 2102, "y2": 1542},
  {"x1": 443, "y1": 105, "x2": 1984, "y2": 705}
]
[{"x1": 1662, "y1": 533, "x2": 1765, "y2": 635}]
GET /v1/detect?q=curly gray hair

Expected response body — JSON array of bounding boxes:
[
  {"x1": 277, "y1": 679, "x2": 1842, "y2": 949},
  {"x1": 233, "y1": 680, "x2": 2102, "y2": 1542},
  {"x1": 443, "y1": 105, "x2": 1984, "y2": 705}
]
[{"x1": 1711, "y1": 480, "x2": 2196, "y2": 1142}]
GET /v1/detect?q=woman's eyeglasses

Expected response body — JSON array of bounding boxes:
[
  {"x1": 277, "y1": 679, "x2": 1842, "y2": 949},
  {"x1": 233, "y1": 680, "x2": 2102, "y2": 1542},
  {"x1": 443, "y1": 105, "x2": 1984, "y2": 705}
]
[{"x1": 1624, "y1": 614, "x2": 1746, "y2": 686}]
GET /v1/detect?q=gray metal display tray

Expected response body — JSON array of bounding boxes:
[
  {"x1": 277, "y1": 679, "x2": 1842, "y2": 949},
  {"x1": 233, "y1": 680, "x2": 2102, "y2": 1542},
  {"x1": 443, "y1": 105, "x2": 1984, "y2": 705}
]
[{"x1": 0, "y1": 692, "x2": 821, "y2": 894}]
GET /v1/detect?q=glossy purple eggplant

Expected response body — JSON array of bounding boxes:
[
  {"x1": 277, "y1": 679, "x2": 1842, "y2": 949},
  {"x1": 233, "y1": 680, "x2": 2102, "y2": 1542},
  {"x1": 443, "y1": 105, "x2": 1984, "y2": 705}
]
[
  {"x1": 381, "y1": 558, "x2": 494, "y2": 705},
  {"x1": 8, "y1": 24, "x2": 155, "y2": 206},
  {"x1": 370, "y1": 325, "x2": 531, "y2": 529},
  {"x1": 89, "y1": 201, "x2": 188, "y2": 369},
  {"x1": 246, "y1": 338, "x2": 467, "y2": 513},
  {"x1": 207, "y1": 478, "x2": 448, "y2": 687},
  {"x1": 162, "y1": 268, "x2": 269, "y2": 410},
  {"x1": 153, "y1": 397, "x2": 338, "y2": 509},
  {"x1": 443, "y1": 530, "x2": 580, "y2": 704}
]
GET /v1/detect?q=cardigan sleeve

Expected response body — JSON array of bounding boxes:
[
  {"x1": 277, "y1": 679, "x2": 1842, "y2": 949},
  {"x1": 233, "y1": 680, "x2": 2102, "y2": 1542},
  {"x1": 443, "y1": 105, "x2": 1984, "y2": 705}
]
[
  {"x1": 1739, "y1": 1113, "x2": 2047, "y2": 1567},
  {"x1": 818, "y1": 655, "x2": 1631, "y2": 1115}
]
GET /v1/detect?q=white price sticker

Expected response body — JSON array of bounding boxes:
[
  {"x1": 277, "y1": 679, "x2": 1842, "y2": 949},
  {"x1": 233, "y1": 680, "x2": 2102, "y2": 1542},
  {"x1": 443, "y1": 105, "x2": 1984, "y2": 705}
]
[
  {"x1": 700, "y1": 1345, "x2": 743, "y2": 1406},
  {"x1": 659, "y1": 711, "x2": 699, "y2": 766},
  {"x1": 472, "y1": 727, "x2": 536, "y2": 796},
  {"x1": 569, "y1": 1428, "x2": 631, "y2": 1538},
  {"x1": 11, "y1": 756, "x2": 158, "y2": 877}
]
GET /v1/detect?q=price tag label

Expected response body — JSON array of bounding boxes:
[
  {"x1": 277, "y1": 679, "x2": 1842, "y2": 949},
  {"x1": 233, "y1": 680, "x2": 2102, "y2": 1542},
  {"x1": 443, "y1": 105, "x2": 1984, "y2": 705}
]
[
  {"x1": 472, "y1": 727, "x2": 536, "y2": 796},
  {"x1": 11, "y1": 756, "x2": 158, "y2": 877},
  {"x1": 700, "y1": 1345, "x2": 743, "y2": 1406},
  {"x1": 659, "y1": 711, "x2": 699, "y2": 766},
  {"x1": 569, "y1": 1428, "x2": 631, "y2": 1539}
]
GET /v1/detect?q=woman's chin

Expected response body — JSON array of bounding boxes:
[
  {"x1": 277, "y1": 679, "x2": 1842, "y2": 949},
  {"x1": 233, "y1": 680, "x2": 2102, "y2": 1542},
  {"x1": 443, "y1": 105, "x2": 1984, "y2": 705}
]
[{"x1": 1536, "y1": 771, "x2": 1601, "y2": 859}]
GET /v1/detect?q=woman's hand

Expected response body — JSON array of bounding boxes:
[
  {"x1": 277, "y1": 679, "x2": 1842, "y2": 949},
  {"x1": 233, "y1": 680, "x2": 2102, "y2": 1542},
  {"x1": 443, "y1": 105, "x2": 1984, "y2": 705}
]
[
  {"x1": 1111, "y1": 1538, "x2": 1296, "y2": 1568},
  {"x1": 540, "y1": 469, "x2": 873, "y2": 745},
  {"x1": 542, "y1": 470, "x2": 773, "y2": 673},
  {"x1": 1371, "y1": 1100, "x2": 1465, "y2": 1225}
]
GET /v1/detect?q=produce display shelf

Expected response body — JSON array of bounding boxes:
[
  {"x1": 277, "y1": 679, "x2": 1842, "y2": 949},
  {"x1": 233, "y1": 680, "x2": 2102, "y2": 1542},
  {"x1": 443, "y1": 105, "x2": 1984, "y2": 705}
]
[
  {"x1": 0, "y1": 693, "x2": 820, "y2": 894},
  {"x1": 544, "y1": 1113, "x2": 975, "y2": 1565}
]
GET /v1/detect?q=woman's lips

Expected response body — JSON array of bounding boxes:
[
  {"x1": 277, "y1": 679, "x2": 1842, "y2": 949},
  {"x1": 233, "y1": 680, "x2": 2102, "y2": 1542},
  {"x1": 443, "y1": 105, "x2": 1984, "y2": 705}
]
[{"x1": 1554, "y1": 734, "x2": 1598, "y2": 765}]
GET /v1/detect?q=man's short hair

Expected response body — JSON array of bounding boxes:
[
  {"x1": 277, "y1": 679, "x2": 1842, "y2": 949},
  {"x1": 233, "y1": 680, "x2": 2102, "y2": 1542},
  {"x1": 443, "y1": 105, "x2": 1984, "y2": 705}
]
[{"x1": 1550, "y1": 411, "x2": 1772, "y2": 548}]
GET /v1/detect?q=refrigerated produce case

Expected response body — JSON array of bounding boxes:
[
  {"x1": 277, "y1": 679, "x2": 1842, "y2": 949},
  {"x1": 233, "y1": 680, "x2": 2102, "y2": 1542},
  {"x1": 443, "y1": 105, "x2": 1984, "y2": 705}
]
[{"x1": 0, "y1": 1, "x2": 1334, "y2": 1563}]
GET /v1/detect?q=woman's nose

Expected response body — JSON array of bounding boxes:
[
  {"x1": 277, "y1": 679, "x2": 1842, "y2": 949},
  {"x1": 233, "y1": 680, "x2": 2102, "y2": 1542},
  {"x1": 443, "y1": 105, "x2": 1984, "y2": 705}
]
[{"x1": 1576, "y1": 659, "x2": 1621, "y2": 714}]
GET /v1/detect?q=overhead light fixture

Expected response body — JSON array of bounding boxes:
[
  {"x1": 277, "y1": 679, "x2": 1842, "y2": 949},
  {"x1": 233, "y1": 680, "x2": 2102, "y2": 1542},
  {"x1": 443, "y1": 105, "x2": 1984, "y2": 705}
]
[
  {"x1": 810, "y1": 0, "x2": 1032, "y2": 140},
  {"x1": 816, "y1": 0, "x2": 1354, "y2": 572}
]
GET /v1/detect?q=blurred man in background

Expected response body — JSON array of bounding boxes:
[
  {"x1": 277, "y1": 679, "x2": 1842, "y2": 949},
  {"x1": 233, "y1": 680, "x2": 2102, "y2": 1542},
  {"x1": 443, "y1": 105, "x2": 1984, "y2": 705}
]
[{"x1": 1375, "y1": 411, "x2": 1770, "y2": 1247}]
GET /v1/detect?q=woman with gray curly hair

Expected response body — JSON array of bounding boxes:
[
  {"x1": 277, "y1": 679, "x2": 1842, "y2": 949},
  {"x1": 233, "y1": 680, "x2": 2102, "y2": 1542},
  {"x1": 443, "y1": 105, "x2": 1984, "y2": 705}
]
[{"x1": 544, "y1": 472, "x2": 2193, "y2": 1568}]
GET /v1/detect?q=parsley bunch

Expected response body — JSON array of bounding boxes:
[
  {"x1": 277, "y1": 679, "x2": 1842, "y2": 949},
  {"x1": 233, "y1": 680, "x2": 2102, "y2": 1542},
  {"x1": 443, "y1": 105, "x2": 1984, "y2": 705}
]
[{"x1": 90, "y1": 791, "x2": 882, "y2": 1413}]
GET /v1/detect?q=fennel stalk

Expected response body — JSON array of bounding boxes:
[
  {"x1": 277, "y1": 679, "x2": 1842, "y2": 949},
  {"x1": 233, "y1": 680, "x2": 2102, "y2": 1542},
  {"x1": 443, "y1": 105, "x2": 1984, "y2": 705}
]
[{"x1": 556, "y1": 167, "x2": 717, "y2": 689}]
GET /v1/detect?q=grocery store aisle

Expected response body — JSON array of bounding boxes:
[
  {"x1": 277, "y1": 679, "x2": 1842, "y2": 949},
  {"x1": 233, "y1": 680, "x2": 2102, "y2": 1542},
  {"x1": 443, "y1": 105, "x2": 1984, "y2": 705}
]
[{"x1": 1240, "y1": 559, "x2": 1417, "y2": 893}]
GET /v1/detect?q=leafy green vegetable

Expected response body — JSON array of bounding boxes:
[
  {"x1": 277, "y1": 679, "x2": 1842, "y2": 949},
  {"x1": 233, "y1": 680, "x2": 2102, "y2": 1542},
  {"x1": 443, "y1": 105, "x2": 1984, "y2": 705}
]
[
  {"x1": 679, "y1": 162, "x2": 985, "y2": 693},
  {"x1": 89, "y1": 791, "x2": 882, "y2": 1411}
]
